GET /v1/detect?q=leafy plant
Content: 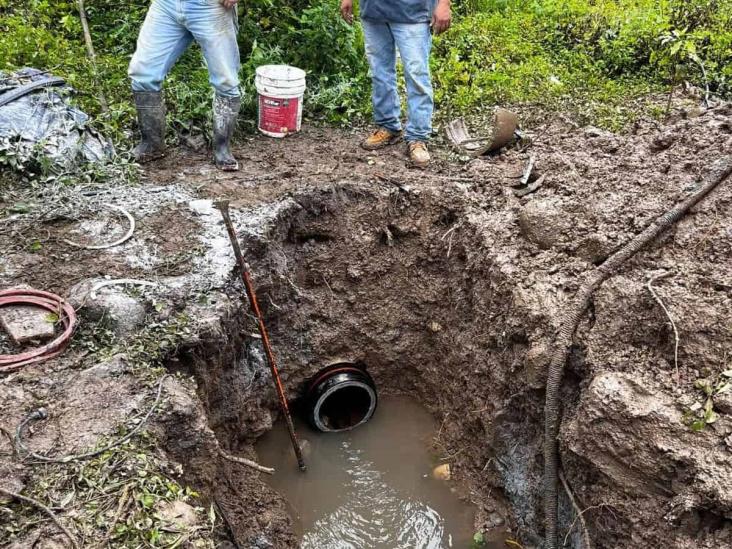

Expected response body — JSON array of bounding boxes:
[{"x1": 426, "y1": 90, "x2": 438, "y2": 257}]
[
  {"x1": 472, "y1": 531, "x2": 487, "y2": 548},
  {"x1": 684, "y1": 371, "x2": 732, "y2": 431}
]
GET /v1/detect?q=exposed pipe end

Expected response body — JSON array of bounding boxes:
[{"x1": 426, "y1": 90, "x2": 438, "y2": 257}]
[{"x1": 304, "y1": 362, "x2": 378, "y2": 433}]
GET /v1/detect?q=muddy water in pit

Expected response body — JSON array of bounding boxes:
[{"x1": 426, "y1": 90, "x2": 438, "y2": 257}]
[{"x1": 257, "y1": 396, "x2": 499, "y2": 549}]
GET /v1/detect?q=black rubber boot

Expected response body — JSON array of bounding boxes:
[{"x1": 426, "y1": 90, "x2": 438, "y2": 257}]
[
  {"x1": 132, "y1": 91, "x2": 166, "y2": 163},
  {"x1": 213, "y1": 94, "x2": 240, "y2": 171}
]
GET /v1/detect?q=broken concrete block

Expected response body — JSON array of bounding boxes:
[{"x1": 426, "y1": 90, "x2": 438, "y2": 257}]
[{"x1": 0, "y1": 305, "x2": 56, "y2": 344}]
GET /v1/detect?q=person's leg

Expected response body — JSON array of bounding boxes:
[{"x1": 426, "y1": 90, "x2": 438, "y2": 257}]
[
  {"x1": 128, "y1": 0, "x2": 193, "y2": 161},
  {"x1": 390, "y1": 22, "x2": 433, "y2": 144},
  {"x1": 128, "y1": 0, "x2": 194, "y2": 93},
  {"x1": 361, "y1": 20, "x2": 402, "y2": 148},
  {"x1": 186, "y1": 1, "x2": 241, "y2": 98},
  {"x1": 186, "y1": 1, "x2": 241, "y2": 170}
]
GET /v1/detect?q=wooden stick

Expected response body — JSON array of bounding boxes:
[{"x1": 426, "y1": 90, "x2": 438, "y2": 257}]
[
  {"x1": 219, "y1": 449, "x2": 275, "y2": 475},
  {"x1": 76, "y1": 0, "x2": 109, "y2": 114},
  {"x1": 0, "y1": 486, "x2": 80, "y2": 549}
]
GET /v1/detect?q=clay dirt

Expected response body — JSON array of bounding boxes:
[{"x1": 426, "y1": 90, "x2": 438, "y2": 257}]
[{"x1": 1, "y1": 101, "x2": 732, "y2": 549}]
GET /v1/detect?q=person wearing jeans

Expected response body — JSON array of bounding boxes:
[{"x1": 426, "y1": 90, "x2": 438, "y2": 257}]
[
  {"x1": 128, "y1": 0, "x2": 241, "y2": 171},
  {"x1": 341, "y1": 0, "x2": 451, "y2": 168}
]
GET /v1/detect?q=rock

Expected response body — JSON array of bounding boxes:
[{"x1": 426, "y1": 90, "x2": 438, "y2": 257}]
[
  {"x1": 716, "y1": 391, "x2": 732, "y2": 415},
  {"x1": 68, "y1": 279, "x2": 147, "y2": 337},
  {"x1": 518, "y1": 197, "x2": 572, "y2": 250},
  {"x1": 650, "y1": 132, "x2": 676, "y2": 152},
  {"x1": 157, "y1": 500, "x2": 199, "y2": 532},
  {"x1": 564, "y1": 372, "x2": 732, "y2": 509},
  {"x1": 576, "y1": 233, "x2": 611, "y2": 264},
  {"x1": 432, "y1": 463, "x2": 451, "y2": 480},
  {"x1": 0, "y1": 305, "x2": 56, "y2": 344},
  {"x1": 428, "y1": 320, "x2": 443, "y2": 333}
]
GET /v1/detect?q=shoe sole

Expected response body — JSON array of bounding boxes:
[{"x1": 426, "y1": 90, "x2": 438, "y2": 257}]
[
  {"x1": 135, "y1": 150, "x2": 167, "y2": 164},
  {"x1": 216, "y1": 161, "x2": 240, "y2": 172},
  {"x1": 361, "y1": 135, "x2": 403, "y2": 151}
]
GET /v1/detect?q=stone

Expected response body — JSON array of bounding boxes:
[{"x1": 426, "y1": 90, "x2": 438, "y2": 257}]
[
  {"x1": 518, "y1": 197, "x2": 572, "y2": 250},
  {"x1": 0, "y1": 305, "x2": 56, "y2": 344},
  {"x1": 576, "y1": 234, "x2": 611, "y2": 264},
  {"x1": 715, "y1": 391, "x2": 732, "y2": 416},
  {"x1": 564, "y1": 372, "x2": 732, "y2": 509},
  {"x1": 432, "y1": 463, "x2": 451, "y2": 480},
  {"x1": 68, "y1": 279, "x2": 147, "y2": 338},
  {"x1": 157, "y1": 500, "x2": 199, "y2": 531}
]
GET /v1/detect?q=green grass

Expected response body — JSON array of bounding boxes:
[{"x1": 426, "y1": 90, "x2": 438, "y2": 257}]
[{"x1": 0, "y1": 0, "x2": 730, "y2": 141}]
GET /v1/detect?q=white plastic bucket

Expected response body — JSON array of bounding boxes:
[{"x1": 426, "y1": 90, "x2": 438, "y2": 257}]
[{"x1": 255, "y1": 65, "x2": 307, "y2": 138}]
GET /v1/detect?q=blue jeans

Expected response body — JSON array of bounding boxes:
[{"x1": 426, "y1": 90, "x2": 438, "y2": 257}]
[
  {"x1": 129, "y1": 0, "x2": 240, "y2": 97},
  {"x1": 362, "y1": 20, "x2": 433, "y2": 142}
]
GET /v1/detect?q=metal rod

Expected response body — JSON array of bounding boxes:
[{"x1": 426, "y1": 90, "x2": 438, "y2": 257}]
[{"x1": 215, "y1": 200, "x2": 306, "y2": 471}]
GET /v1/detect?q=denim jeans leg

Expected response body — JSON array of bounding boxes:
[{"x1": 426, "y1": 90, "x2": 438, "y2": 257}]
[
  {"x1": 391, "y1": 23, "x2": 433, "y2": 142},
  {"x1": 128, "y1": 0, "x2": 193, "y2": 92},
  {"x1": 186, "y1": 1, "x2": 241, "y2": 98},
  {"x1": 361, "y1": 20, "x2": 402, "y2": 133}
]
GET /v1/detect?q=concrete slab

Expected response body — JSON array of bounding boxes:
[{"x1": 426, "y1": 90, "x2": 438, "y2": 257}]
[{"x1": 0, "y1": 305, "x2": 56, "y2": 344}]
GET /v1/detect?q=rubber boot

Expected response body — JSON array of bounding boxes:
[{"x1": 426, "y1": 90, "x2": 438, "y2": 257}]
[
  {"x1": 213, "y1": 94, "x2": 240, "y2": 171},
  {"x1": 132, "y1": 91, "x2": 166, "y2": 163}
]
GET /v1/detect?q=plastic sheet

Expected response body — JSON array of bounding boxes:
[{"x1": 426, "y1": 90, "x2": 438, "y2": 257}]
[{"x1": 0, "y1": 68, "x2": 114, "y2": 172}]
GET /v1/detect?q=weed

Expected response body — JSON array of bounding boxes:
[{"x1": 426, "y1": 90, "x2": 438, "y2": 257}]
[
  {"x1": 3, "y1": 1, "x2": 730, "y2": 138},
  {"x1": 4, "y1": 432, "x2": 216, "y2": 547},
  {"x1": 684, "y1": 370, "x2": 732, "y2": 431}
]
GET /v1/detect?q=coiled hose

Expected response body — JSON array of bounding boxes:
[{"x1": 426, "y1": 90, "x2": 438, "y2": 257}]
[
  {"x1": 0, "y1": 288, "x2": 76, "y2": 373},
  {"x1": 544, "y1": 157, "x2": 732, "y2": 549}
]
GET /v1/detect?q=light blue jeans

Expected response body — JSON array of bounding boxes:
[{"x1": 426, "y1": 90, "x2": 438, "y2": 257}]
[
  {"x1": 128, "y1": 0, "x2": 240, "y2": 97},
  {"x1": 362, "y1": 20, "x2": 433, "y2": 142}
]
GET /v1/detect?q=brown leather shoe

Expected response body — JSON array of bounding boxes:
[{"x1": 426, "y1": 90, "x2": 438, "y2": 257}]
[
  {"x1": 361, "y1": 127, "x2": 402, "y2": 150},
  {"x1": 408, "y1": 141, "x2": 430, "y2": 168}
]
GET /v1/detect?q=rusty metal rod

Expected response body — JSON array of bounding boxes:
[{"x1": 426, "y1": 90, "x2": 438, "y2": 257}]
[{"x1": 215, "y1": 200, "x2": 306, "y2": 471}]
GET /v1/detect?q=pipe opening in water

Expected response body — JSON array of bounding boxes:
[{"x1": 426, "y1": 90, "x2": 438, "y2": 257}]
[{"x1": 305, "y1": 363, "x2": 377, "y2": 432}]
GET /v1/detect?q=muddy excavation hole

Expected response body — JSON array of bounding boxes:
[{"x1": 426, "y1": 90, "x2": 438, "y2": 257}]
[{"x1": 177, "y1": 185, "x2": 570, "y2": 548}]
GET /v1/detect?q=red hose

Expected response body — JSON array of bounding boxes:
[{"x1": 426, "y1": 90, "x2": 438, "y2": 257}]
[{"x1": 0, "y1": 288, "x2": 76, "y2": 373}]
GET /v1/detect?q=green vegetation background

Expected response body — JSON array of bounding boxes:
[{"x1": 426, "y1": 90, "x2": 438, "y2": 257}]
[{"x1": 1, "y1": 0, "x2": 730, "y2": 137}]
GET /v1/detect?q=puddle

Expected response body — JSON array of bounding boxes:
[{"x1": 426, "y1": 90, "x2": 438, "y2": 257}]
[{"x1": 257, "y1": 396, "x2": 501, "y2": 548}]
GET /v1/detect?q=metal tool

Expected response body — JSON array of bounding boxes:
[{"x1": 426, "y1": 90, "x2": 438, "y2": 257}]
[{"x1": 215, "y1": 200, "x2": 306, "y2": 471}]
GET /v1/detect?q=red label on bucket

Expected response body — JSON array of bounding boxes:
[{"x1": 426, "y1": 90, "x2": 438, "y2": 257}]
[{"x1": 258, "y1": 94, "x2": 300, "y2": 135}]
